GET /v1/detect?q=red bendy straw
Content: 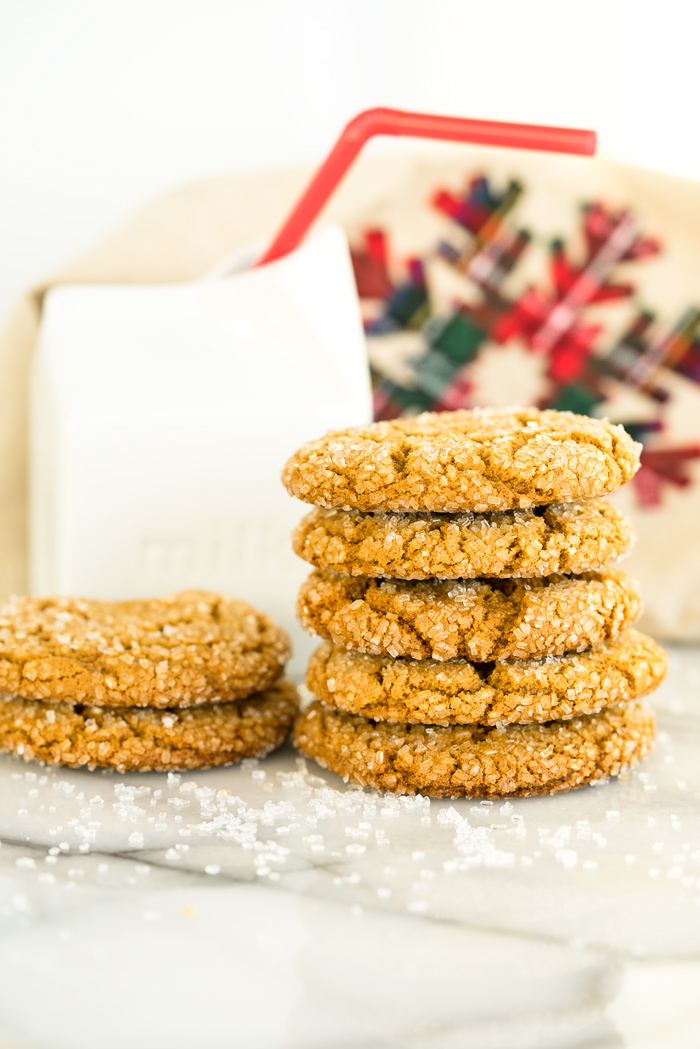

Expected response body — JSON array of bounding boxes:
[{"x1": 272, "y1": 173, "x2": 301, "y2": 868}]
[{"x1": 256, "y1": 107, "x2": 596, "y2": 266}]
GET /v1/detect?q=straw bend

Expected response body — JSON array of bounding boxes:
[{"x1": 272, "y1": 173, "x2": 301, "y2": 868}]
[{"x1": 257, "y1": 107, "x2": 596, "y2": 266}]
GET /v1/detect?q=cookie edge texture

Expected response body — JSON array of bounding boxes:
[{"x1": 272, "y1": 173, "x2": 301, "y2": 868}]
[
  {"x1": 292, "y1": 500, "x2": 634, "y2": 579},
  {"x1": 297, "y1": 569, "x2": 642, "y2": 661},
  {"x1": 294, "y1": 699, "x2": 655, "y2": 798},
  {"x1": 0, "y1": 679, "x2": 299, "y2": 772},
  {"x1": 306, "y1": 630, "x2": 667, "y2": 725}
]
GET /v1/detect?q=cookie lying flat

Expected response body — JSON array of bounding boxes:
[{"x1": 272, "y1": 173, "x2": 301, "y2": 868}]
[
  {"x1": 0, "y1": 591, "x2": 290, "y2": 708},
  {"x1": 294, "y1": 699, "x2": 655, "y2": 798},
  {"x1": 297, "y1": 569, "x2": 640, "y2": 662},
  {"x1": 293, "y1": 499, "x2": 633, "y2": 580},
  {"x1": 307, "y1": 630, "x2": 667, "y2": 726},
  {"x1": 0, "y1": 679, "x2": 298, "y2": 772},
  {"x1": 282, "y1": 408, "x2": 641, "y2": 513}
]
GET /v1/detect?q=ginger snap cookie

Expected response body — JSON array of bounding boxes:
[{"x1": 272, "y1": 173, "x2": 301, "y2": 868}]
[
  {"x1": 297, "y1": 569, "x2": 641, "y2": 662},
  {"x1": 307, "y1": 630, "x2": 667, "y2": 726},
  {"x1": 0, "y1": 591, "x2": 290, "y2": 708},
  {"x1": 282, "y1": 408, "x2": 641, "y2": 513},
  {"x1": 292, "y1": 499, "x2": 633, "y2": 580},
  {"x1": 0, "y1": 679, "x2": 299, "y2": 772},
  {"x1": 294, "y1": 699, "x2": 655, "y2": 798}
]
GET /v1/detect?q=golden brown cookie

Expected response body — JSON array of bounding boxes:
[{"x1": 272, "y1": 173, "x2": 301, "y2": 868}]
[
  {"x1": 282, "y1": 408, "x2": 641, "y2": 513},
  {"x1": 0, "y1": 679, "x2": 299, "y2": 772},
  {"x1": 297, "y1": 569, "x2": 641, "y2": 662},
  {"x1": 307, "y1": 630, "x2": 666, "y2": 726},
  {"x1": 0, "y1": 591, "x2": 290, "y2": 708},
  {"x1": 294, "y1": 699, "x2": 655, "y2": 797},
  {"x1": 292, "y1": 499, "x2": 633, "y2": 579}
]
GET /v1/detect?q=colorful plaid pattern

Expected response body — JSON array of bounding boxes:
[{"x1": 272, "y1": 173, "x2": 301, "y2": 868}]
[{"x1": 358, "y1": 175, "x2": 700, "y2": 508}]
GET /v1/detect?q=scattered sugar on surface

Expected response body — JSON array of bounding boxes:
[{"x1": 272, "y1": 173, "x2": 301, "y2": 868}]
[
  {"x1": 2, "y1": 748, "x2": 689, "y2": 924},
  {"x1": 0, "y1": 645, "x2": 698, "y2": 956}
]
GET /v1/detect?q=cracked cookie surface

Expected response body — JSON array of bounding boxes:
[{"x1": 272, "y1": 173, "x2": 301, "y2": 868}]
[
  {"x1": 293, "y1": 499, "x2": 633, "y2": 579},
  {"x1": 297, "y1": 569, "x2": 641, "y2": 661},
  {"x1": 307, "y1": 630, "x2": 666, "y2": 725},
  {"x1": 294, "y1": 699, "x2": 655, "y2": 797},
  {"x1": 0, "y1": 679, "x2": 299, "y2": 772},
  {"x1": 0, "y1": 591, "x2": 290, "y2": 708},
  {"x1": 282, "y1": 408, "x2": 641, "y2": 513}
]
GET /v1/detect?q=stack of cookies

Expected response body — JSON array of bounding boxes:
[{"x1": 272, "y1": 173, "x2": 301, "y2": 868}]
[
  {"x1": 284, "y1": 408, "x2": 666, "y2": 798},
  {"x1": 0, "y1": 591, "x2": 297, "y2": 772}
]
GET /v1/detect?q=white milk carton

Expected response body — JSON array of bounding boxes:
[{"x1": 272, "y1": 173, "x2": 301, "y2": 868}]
[{"x1": 30, "y1": 223, "x2": 372, "y2": 677}]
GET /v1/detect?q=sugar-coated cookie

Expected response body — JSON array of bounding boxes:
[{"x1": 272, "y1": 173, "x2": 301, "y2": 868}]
[
  {"x1": 282, "y1": 408, "x2": 641, "y2": 513},
  {"x1": 297, "y1": 569, "x2": 641, "y2": 662},
  {"x1": 307, "y1": 630, "x2": 666, "y2": 725},
  {"x1": 292, "y1": 499, "x2": 633, "y2": 579},
  {"x1": 0, "y1": 679, "x2": 298, "y2": 772},
  {"x1": 0, "y1": 591, "x2": 290, "y2": 708},
  {"x1": 294, "y1": 698, "x2": 655, "y2": 797}
]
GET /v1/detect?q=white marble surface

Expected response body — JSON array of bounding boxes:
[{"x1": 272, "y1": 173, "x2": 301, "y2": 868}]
[{"x1": 0, "y1": 646, "x2": 699, "y2": 1048}]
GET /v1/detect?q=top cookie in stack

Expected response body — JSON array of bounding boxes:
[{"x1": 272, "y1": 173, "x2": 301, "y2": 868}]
[
  {"x1": 282, "y1": 407, "x2": 640, "y2": 513},
  {"x1": 285, "y1": 408, "x2": 666, "y2": 798}
]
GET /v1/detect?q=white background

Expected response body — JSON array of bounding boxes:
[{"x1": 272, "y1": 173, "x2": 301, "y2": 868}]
[{"x1": 1, "y1": 0, "x2": 698, "y2": 325}]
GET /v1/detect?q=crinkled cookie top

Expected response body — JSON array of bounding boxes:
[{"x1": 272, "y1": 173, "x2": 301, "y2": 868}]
[
  {"x1": 282, "y1": 407, "x2": 641, "y2": 512},
  {"x1": 0, "y1": 591, "x2": 290, "y2": 707}
]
